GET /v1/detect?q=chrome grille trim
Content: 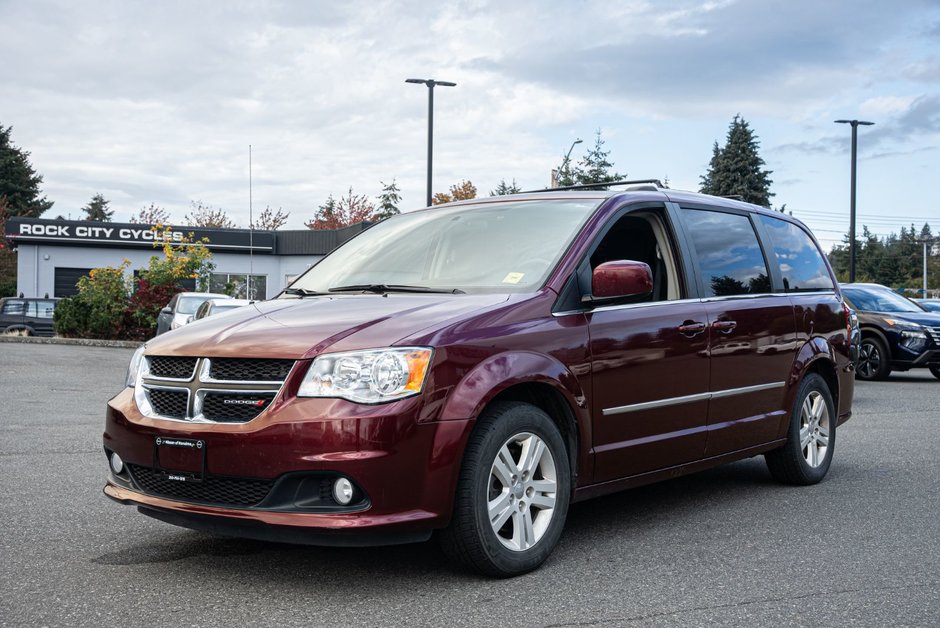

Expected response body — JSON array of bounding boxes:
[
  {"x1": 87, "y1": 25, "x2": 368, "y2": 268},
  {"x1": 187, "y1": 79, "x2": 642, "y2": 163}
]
[{"x1": 135, "y1": 356, "x2": 295, "y2": 424}]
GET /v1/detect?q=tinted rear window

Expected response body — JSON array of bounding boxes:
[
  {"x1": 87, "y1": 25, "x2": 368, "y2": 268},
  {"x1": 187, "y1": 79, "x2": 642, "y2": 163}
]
[
  {"x1": 757, "y1": 215, "x2": 834, "y2": 292},
  {"x1": 683, "y1": 209, "x2": 771, "y2": 297},
  {"x1": 2, "y1": 300, "x2": 26, "y2": 315}
]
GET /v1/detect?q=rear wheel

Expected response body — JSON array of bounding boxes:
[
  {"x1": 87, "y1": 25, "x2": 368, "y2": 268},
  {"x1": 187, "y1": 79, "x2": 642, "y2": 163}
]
[
  {"x1": 765, "y1": 373, "x2": 835, "y2": 485},
  {"x1": 929, "y1": 366, "x2": 940, "y2": 381},
  {"x1": 857, "y1": 336, "x2": 890, "y2": 381},
  {"x1": 440, "y1": 401, "x2": 570, "y2": 577}
]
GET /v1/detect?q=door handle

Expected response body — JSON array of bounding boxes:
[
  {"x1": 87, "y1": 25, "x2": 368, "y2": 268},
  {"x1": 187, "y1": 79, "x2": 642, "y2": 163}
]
[
  {"x1": 712, "y1": 320, "x2": 737, "y2": 333},
  {"x1": 678, "y1": 321, "x2": 707, "y2": 336}
]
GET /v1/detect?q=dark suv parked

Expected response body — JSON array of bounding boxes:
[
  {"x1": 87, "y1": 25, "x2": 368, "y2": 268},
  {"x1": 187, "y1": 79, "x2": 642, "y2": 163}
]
[
  {"x1": 841, "y1": 283, "x2": 940, "y2": 381},
  {"x1": 0, "y1": 297, "x2": 58, "y2": 336},
  {"x1": 104, "y1": 184, "x2": 855, "y2": 576}
]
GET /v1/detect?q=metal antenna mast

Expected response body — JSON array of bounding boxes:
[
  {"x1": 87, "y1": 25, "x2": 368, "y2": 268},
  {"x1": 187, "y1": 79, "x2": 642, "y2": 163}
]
[{"x1": 248, "y1": 144, "x2": 253, "y2": 300}]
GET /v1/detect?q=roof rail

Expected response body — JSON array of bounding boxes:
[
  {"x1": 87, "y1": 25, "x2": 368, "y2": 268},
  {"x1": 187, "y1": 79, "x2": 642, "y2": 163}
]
[{"x1": 521, "y1": 179, "x2": 665, "y2": 194}]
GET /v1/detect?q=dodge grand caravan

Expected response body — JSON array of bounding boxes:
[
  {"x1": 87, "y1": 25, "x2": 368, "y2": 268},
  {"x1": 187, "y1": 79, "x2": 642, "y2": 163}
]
[{"x1": 104, "y1": 183, "x2": 855, "y2": 576}]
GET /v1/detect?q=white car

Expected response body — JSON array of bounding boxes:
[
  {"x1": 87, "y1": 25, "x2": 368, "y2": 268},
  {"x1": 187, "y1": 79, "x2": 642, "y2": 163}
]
[
  {"x1": 155, "y1": 292, "x2": 230, "y2": 335},
  {"x1": 191, "y1": 298, "x2": 252, "y2": 322}
]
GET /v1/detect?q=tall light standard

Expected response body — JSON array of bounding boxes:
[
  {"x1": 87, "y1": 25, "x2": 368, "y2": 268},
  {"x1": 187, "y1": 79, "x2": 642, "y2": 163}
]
[
  {"x1": 552, "y1": 138, "x2": 582, "y2": 187},
  {"x1": 406, "y1": 78, "x2": 456, "y2": 207},
  {"x1": 834, "y1": 119, "x2": 875, "y2": 282},
  {"x1": 919, "y1": 237, "x2": 932, "y2": 297}
]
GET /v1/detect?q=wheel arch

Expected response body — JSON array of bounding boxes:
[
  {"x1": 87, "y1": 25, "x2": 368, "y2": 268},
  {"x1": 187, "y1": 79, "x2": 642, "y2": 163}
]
[
  {"x1": 437, "y1": 350, "x2": 591, "y2": 491},
  {"x1": 780, "y1": 338, "x2": 840, "y2": 439}
]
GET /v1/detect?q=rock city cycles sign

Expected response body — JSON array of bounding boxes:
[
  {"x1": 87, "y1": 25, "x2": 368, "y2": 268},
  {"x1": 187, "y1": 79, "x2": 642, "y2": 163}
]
[
  {"x1": 5, "y1": 217, "x2": 274, "y2": 252},
  {"x1": 16, "y1": 222, "x2": 185, "y2": 242}
]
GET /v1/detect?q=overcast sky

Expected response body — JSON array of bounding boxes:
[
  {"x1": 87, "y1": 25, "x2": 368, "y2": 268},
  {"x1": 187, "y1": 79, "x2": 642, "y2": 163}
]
[{"x1": 2, "y1": 0, "x2": 938, "y2": 249}]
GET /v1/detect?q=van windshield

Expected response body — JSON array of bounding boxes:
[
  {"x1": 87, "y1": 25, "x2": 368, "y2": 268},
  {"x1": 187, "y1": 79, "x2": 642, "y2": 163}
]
[{"x1": 287, "y1": 199, "x2": 599, "y2": 295}]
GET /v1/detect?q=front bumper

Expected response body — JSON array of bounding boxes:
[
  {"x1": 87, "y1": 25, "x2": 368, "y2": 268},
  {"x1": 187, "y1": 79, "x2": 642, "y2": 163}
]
[{"x1": 103, "y1": 388, "x2": 473, "y2": 543}]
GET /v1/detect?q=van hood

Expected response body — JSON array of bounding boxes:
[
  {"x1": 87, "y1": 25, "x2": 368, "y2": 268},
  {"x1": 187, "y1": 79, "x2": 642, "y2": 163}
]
[{"x1": 145, "y1": 293, "x2": 512, "y2": 358}]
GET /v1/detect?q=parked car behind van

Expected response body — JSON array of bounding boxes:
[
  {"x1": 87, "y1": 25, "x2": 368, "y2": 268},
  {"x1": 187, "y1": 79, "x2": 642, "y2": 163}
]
[
  {"x1": 190, "y1": 298, "x2": 252, "y2": 323},
  {"x1": 0, "y1": 296, "x2": 59, "y2": 336},
  {"x1": 841, "y1": 283, "x2": 940, "y2": 381},
  {"x1": 105, "y1": 183, "x2": 855, "y2": 576},
  {"x1": 155, "y1": 291, "x2": 229, "y2": 335}
]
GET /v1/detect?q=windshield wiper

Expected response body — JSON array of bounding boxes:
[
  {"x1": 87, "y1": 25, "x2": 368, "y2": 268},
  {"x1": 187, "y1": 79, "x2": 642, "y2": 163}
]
[
  {"x1": 328, "y1": 284, "x2": 465, "y2": 294},
  {"x1": 282, "y1": 287, "x2": 326, "y2": 297}
]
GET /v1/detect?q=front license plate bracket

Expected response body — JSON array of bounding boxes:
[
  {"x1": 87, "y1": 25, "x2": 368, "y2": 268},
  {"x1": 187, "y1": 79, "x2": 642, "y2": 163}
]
[{"x1": 152, "y1": 437, "x2": 206, "y2": 483}]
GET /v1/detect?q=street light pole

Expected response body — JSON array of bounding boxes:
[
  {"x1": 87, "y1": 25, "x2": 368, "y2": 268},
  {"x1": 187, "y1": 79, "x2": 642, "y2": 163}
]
[
  {"x1": 406, "y1": 78, "x2": 456, "y2": 207},
  {"x1": 554, "y1": 138, "x2": 583, "y2": 187},
  {"x1": 834, "y1": 119, "x2": 874, "y2": 282}
]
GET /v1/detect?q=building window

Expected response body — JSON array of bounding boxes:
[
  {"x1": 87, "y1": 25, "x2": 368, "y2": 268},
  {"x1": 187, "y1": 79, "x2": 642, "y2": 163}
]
[{"x1": 210, "y1": 273, "x2": 267, "y2": 299}]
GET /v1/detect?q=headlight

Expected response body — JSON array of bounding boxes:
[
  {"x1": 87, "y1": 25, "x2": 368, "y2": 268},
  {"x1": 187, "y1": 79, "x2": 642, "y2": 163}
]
[
  {"x1": 884, "y1": 318, "x2": 924, "y2": 332},
  {"x1": 126, "y1": 345, "x2": 146, "y2": 387},
  {"x1": 900, "y1": 330, "x2": 928, "y2": 352},
  {"x1": 298, "y1": 347, "x2": 433, "y2": 404}
]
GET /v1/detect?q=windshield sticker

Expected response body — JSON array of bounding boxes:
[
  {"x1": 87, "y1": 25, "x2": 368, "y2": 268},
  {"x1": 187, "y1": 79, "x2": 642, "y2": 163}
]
[{"x1": 502, "y1": 272, "x2": 525, "y2": 284}]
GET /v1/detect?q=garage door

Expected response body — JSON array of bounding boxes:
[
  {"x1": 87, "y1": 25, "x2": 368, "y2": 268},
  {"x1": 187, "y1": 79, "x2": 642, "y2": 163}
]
[{"x1": 54, "y1": 267, "x2": 92, "y2": 297}]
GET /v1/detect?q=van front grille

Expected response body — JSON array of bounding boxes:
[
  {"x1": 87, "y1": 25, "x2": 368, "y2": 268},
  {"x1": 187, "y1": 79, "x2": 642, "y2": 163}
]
[
  {"x1": 208, "y1": 358, "x2": 295, "y2": 382},
  {"x1": 137, "y1": 356, "x2": 297, "y2": 423},
  {"x1": 149, "y1": 357, "x2": 197, "y2": 380}
]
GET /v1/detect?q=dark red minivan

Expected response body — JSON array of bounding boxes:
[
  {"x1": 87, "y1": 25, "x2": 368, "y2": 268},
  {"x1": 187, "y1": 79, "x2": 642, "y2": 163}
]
[{"x1": 104, "y1": 185, "x2": 854, "y2": 576}]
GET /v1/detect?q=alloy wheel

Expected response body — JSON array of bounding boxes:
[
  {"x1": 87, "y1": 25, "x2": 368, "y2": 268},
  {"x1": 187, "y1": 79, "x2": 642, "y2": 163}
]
[
  {"x1": 487, "y1": 432, "x2": 557, "y2": 552},
  {"x1": 799, "y1": 391, "x2": 830, "y2": 467},
  {"x1": 857, "y1": 342, "x2": 880, "y2": 379}
]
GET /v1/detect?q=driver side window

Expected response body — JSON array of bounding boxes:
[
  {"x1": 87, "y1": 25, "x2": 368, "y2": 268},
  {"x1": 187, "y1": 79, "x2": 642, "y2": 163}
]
[{"x1": 590, "y1": 210, "x2": 681, "y2": 302}]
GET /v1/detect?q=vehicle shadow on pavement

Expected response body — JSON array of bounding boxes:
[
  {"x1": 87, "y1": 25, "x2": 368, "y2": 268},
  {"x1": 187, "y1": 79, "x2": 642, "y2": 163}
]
[{"x1": 91, "y1": 457, "x2": 794, "y2": 582}]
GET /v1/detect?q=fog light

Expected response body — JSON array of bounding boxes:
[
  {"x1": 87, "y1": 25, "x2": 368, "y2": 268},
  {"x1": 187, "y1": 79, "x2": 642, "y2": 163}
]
[
  {"x1": 110, "y1": 452, "x2": 124, "y2": 474},
  {"x1": 332, "y1": 478, "x2": 354, "y2": 505}
]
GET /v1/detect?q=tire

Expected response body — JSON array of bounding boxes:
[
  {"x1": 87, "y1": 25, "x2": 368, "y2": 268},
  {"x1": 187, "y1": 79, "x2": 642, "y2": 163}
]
[
  {"x1": 929, "y1": 366, "x2": 940, "y2": 381},
  {"x1": 856, "y1": 336, "x2": 891, "y2": 381},
  {"x1": 765, "y1": 373, "x2": 835, "y2": 485},
  {"x1": 440, "y1": 401, "x2": 571, "y2": 577}
]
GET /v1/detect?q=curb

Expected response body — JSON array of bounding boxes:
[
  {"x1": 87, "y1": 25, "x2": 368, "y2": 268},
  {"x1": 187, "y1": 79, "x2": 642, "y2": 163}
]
[{"x1": 0, "y1": 335, "x2": 143, "y2": 349}]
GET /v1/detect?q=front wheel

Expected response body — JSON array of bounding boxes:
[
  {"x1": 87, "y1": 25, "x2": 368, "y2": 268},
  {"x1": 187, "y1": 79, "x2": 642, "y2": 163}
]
[
  {"x1": 856, "y1": 336, "x2": 891, "y2": 381},
  {"x1": 929, "y1": 366, "x2": 940, "y2": 381},
  {"x1": 440, "y1": 401, "x2": 571, "y2": 577},
  {"x1": 765, "y1": 373, "x2": 835, "y2": 485}
]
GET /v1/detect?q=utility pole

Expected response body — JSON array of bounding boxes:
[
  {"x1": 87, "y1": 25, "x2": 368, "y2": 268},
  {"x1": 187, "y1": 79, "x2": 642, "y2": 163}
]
[
  {"x1": 834, "y1": 119, "x2": 875, "y2": 282},
  {"x1": 406, "y1": 78, "x2": 456, "y2": 207}
]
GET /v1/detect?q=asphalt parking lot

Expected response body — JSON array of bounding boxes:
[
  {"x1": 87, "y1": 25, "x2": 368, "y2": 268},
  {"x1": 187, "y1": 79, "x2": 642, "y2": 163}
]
[{"x1": 1, "y1": 342, "x2": 938, "y2": 627}]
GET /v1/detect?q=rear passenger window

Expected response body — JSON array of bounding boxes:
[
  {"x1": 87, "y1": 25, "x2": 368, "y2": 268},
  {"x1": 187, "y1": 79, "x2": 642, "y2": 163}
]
[
  {"x1": 27, "y1": 301, "x2": 56, "y2": 318},
  {"x1": 757, "y1": 215, "x2": 834, "y2": 292},
  {"x1": 2, "y1": 300, "x2": 26, "y2": 315},
  {"x1": 683, "y1": 209, "x2": 771, "y2": 297}
]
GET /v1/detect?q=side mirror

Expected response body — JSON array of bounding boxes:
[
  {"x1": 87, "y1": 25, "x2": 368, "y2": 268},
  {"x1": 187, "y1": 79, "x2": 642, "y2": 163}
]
[
  {"x1": 160, "y1": 307, "x2": 172, "y2": 315},
  {"x1": 587, "y1": 260, "x2": 653, "y2": 303}
]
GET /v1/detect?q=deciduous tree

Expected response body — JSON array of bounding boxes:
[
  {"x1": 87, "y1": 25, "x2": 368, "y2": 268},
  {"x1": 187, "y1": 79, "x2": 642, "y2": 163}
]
[
  {"x1": 185, "y1": 200, "x2": 235, "y2": 228},
  {"x1": 252, "y1": 205, "x2": 290, "y2": 230},
  {"x1": 131, "y1": 203, "x2": 171, "y2": 225},
  {"x1": 306, "y1": 187, "x2": 375, "y2": 230},
  {"x1": 432, "y1": 180, "x2": 477, "y2": 205}
]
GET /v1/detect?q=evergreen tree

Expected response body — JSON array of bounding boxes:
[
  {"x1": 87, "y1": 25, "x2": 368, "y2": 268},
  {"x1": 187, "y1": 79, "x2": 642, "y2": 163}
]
[
  {"x1": 373, "y1": 179, "x2": 402, "y2": 221},
  {"x1": 575, "y1": 129, "x2": 625, "y2": 187},
  {"x1": 0, "y1": 123, "x2": 53, "y2": 217},
  {"x1": 490, "y1": 179, "x2": 521, "y2": 196},
  {"x1": 82, "y1": 193, "x2": 113, "y2": 222},
  {"x1": 700, "y1": 115, "x2": 774, "y2": 207}
]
